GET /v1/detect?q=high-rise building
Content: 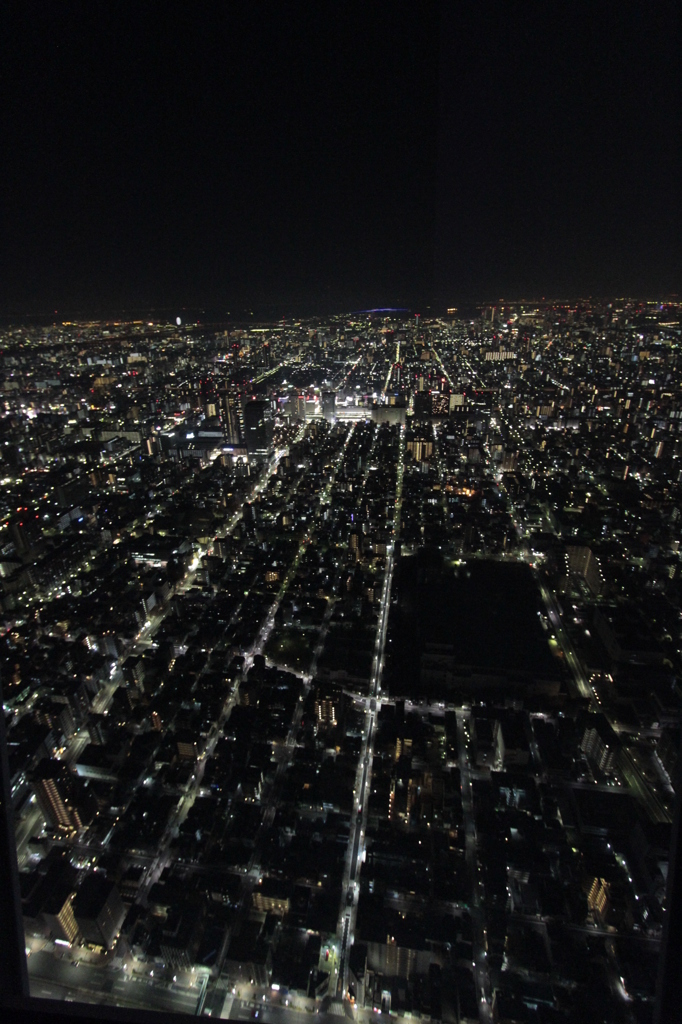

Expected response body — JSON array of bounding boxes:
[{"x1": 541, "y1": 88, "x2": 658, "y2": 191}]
[
  {"x1": 244, "y1": 399, "x2": 274, "y2": 456},
  {"x1": 9, "y1": 515, "x2": 37, "y2": 556},
  {"x1": 502, "y1": 449, "x2": 518, "y2": 472},
  {"x1": 406, "y1": 437, "x2": 433, "y2": 462},
  {"x1": 587, "y1": 877, "x2": 610, "y2": 921},
  {"x1": 322, "y1": 391, "x2": 336, "y2": 421},
  {"x1": 580, "y1": 715, "x2": 618, "y2": 774},
  {"x1": 73, "y1": 875, "x2": 126, "y2": 950},
  {"x1": 42, "y1": 887, "x2": 80, "y2": 944},
  {"x1": 199, "y1": 376, "x2": 219, "y2": 420},
  {"x1": 315, "y1": 696, "x2": 338, "y2": 729},
  {"x1": 220, "y1": 390, "x2": 242, "y2": 445},
  {"x1": 412, "y1": 390, "x2": 430, "y2": 417},
  {"x1": 31, "y1": 758, "x2": 83, "y2": 835},
  {"x1": 566, "y1": 545, "x2": 603, "y2": 595}
]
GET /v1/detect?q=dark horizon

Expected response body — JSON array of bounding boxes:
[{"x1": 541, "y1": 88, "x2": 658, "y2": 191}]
[
  {"x1": 2, "y1": 293, "x2": 681, "y2": 330},
  {"x1": 3, "y1": 2, "x2": 680, "y2": 317}
]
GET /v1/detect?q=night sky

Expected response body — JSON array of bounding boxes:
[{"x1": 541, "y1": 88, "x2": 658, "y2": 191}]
[{"x1": 2, "y1": 2, "x2": 680, "y2": 318}]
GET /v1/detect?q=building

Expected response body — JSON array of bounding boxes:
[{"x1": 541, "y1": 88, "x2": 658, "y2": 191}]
[
  {"x1": 74, "y1": 745, "x2": 118, "y2": 783},
  {"x1": 159, "y1": 900, "x2": 206, "y2": 970},
  {"x1": 199, "y1": 376, "x2": 219, "y2": 420},
  {"x1": 430, "y1": 392, "x2": 449, "y2": 416},
  {"x1": 484, "y1": 348, "x2": 516, "y2": 361},
  {"x1": 224, "y1": 916, "x2": 272, "y2": 986},
  {"x1": 252, "y1": 878, "x2": 291, "y2": 916},
  {"x1": 314, "y1": 686, "x2": 343, "y2": 732},
  {"x1": 221, "y1": 391, "x2": 242, "y2": 445},
  {"x1": 473, "y1": 715, "x2": 497, "y2": 770},
  {"x1": 31, "y1": 758, "x2": 84, "y2": 835},
  {"x1": 587, "y1": 877, "x2": 610, "y2": 922},
  {"x1": 176, "y1": 729, "x2": 198, "y2": 762},
  {"x1": 244, "y1": 399, "x2": 274, "y2": 456},
  {"x1": 124, "y1": 655, "x2": 145, "y2": 692},
  {"x1": 580, "y1": 714, "x2": 619, "y2": 775},
  {"x1": 406, "y1": 438, "x2": 433, "y2": 462},
  {"x1": 41, "y1": 887, "x2": 79, "y2": 944},
  {"x1": 494, "y1": 715, "x2": 530, "y2": 769},
  {"x1": 566, "y1": 545, "x2": 603, "y2": 596},
  {"x1": 9, "y1": 515, "x2": 37, "y2": 556},
  {"x1": 502, "y1": 449, "x2": 518, "y2": 472},
  {"x1": 321, "y1": 391, "x2": 336, "y2": 421},
  {"x1": 73, "y1": 875, "x2": 126, "y2": 950}
]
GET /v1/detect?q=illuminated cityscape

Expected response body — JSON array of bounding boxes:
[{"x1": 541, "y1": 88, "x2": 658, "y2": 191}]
[
  {"x1": 2, "y1": 299, "x2": 681, "y2": 1023},
  {"x1": 3, "y1": 2, "x2": 681, "y2": 1021}
]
